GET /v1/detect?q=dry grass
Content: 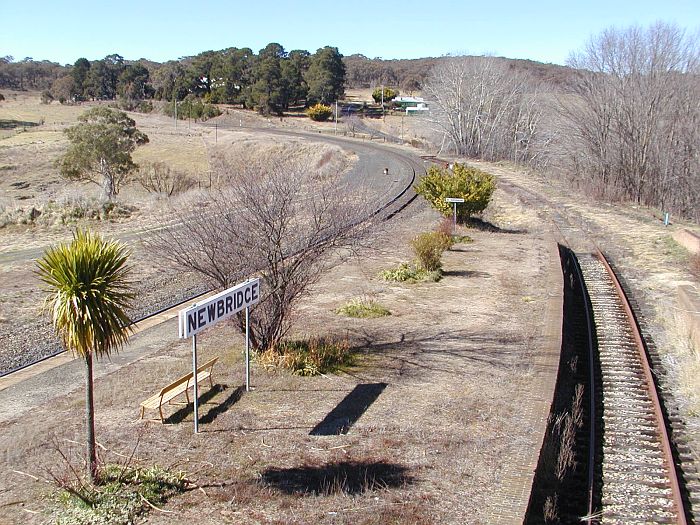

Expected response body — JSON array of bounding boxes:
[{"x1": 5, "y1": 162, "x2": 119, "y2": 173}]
[
  {"x1": 461, "y1": 157, "x2": 700, "y2": 461},
  {"x1": 0, "y1": 198, "x2": 555, "y2": 524}
]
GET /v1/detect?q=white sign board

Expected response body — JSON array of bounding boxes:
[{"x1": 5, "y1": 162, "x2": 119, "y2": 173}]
[
  {"x1": 445, "y1": 197, "x2": 465, "y2": 203},
  {"x1": 179, "y1": 278, "x2": 260, "y2": 338}
]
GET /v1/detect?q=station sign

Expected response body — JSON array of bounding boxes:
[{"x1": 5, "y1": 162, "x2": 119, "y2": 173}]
[{"x1": 178, "y1": 278, "x2": 260, "y2": 338}]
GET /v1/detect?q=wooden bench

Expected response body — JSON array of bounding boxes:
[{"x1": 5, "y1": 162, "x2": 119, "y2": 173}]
[{"x1": 140, "y1": 357, "x2": 219, "y2": 422}]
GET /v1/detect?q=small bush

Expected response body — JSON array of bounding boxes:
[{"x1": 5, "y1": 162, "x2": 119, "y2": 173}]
[
  {"x1": 41, "y1": 90, "x2": 54, "y2": 104},
  {"x1": 436, "y1": 217, "x2": 454, "y2": 238},
  {"x1": 380, "y1": 263, "x2": 442, "y2": 283},
  {"x1": 307, "y1": 103, "x2": 333, "y2": 122},
  {"x1": 336, "y1": 298, "x2": 391, "y2": 318},
  {"x1": 50, "y1": 463, "x2": 186, "y2": 525},
  {"x1": 137, "y1": 161, "x2": 196, "y2": 196},
  {"x1": 411, "y1": 232, "x2": 450, "y2": 271},
  {"x1": 258, "y1": 337, "x2": 353, "y2": 376},
  {"x1": 414, "y1": 163, "x2": 496, "y2": 221}
]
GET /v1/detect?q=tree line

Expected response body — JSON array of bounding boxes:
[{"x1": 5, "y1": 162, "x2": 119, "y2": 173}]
[
  {"x1": 2, "y1": 24, "x2": 697, "y2": 221},
  {"x1": 0, "y1": 44, "x2": 346, "y2": 115},
  {"x1": 421, "y1": 22, "x2": 699, "y2": 222}
]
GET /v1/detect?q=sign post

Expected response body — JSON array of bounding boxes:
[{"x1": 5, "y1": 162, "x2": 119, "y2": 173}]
[
  {"x1": 179, "y1": 278, "x2": 261, "y2": 433},
  {"x1": 445, "y1": 197, "x2": 465, "y2": 234}
]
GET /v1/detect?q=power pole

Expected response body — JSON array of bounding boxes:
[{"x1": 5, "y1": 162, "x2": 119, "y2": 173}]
[{"x1": 381, "y1": 84, "x2": 384, "y2": 122}]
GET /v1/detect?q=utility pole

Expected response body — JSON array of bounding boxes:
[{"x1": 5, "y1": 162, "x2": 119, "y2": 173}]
[
  {"x1": 381, "y1": 84, "x2": 384, "y2": 122},
  {"x1": 335, "y1": 100, "x2": 338, "y2": 135}
]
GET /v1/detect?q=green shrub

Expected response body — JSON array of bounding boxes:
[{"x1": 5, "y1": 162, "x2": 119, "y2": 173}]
[
  {"x1": 258, "y1": 337, "x2": 353, "y2": 376},
  {"x1": 163, "y1": 96, "x2": 221, "y2": 121},
  {"x1": 50, "y1": 464, "x2": 186, "y2": 525},
  {"x1": 411, "y1": 232, "x2": 450, "y2": 271},
  {"x1": 336, "y1": 298, "x2": 391, "y2": 318},
  {"x1": 414, "y1": 163, "x2": 496, "y2": 221},
  {"x1": 307, "y1": 103, "x2": 333, "y2": 121},
  {"x1": 380, "y1": 262, "x2": 442, "y2": 283},
  {"x1": 372, "y1": 87, "x2": 398, "y2": 103}
]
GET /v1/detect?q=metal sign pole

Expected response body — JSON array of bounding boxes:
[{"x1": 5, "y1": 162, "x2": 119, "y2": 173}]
[
  {"x1": 245, "y1": 306, "x2": 250, "y2": 391},
  {"x1": 192, "y1": 334, "x2": 199, "y2": 434},
  {"x1": 453, "y1": 202, "x2": 457, "y2": 234}
]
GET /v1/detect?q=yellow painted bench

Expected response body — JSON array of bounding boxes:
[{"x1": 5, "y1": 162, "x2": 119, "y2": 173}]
[{"x1": 140, "y1": 357, "x2": 218, "y2": 422}]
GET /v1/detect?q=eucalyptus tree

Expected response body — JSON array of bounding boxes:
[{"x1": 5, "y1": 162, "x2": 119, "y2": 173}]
[{"x1": 58, "y1": 107, "x2": 149, "y2": 202}]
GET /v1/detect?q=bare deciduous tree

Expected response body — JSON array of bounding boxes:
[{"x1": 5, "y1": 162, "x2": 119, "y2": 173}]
[
  {"x1": 556, "y1": 22, "x2": 700, "y2": 220},
  {"x1": 421, "y1": 56, "x2": 545, "y2": 165},
  {"x1": 149, "y1": 150, "x2": 377, "y2": 351}
]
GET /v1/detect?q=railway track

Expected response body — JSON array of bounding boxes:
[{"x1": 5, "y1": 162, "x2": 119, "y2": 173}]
[
  {"x1": 576, "y1": 251, "x2": 689, "y2": 524},
  {"x1": 0, "y1": 134, "x2": 424, "y2": 378}
]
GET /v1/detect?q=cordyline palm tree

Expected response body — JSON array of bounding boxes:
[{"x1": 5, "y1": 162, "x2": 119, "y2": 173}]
[{"x1": 36, "y1": 229, "x2": 134, "y2": 483}]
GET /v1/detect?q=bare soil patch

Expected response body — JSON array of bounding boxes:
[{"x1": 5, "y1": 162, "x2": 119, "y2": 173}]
[{"x1": 0, "y1": 188, "x2": 556, "y2": 523}]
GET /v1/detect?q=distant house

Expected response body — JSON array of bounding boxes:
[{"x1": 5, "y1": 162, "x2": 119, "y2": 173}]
[
  {"x1": 393, "y1": 96, "x2": 425, "y2": 109},
  {"x1": 406, "y1": 102, "x2": 429, "y2": 116}
]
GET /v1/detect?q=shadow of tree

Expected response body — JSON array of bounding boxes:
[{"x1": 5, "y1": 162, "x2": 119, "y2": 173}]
[
  {"x1": 0, "y1": 119, "x2": 40, "y2": 129},
  {"x1": 344, "y1": 327, "x2": 538, "y2": 381},
  {"x1": 260, "y1": 460, "x2": 414, "y2": 495},
  {"x1": 442, "y1": 269, "x2": 490, "y2": 278}
]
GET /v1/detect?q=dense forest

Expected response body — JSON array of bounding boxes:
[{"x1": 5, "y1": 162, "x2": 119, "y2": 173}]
[{"x1": 1, "y1": 24, "x2": 697, "y2": 222}]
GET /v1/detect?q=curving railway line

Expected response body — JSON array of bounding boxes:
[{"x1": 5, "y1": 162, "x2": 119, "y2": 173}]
[{"x1": 0, "y1": 130, "x2": 425, "y2": 378}]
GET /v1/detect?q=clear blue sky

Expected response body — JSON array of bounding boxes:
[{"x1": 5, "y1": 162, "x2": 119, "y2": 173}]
[{"x1": 2, "y1": 0, "x2": 698, "y2": 66}]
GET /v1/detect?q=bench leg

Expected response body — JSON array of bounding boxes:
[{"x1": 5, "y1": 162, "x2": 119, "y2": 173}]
[{"x1": 159, "y1": 404, "x2": 164, "y2": 423}]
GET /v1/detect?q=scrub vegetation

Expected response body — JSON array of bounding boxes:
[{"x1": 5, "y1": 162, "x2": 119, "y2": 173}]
[
  {"x1": 257, "y1": 337, "x2": 354, "y2": 376},
  {"x1": 49, "y1": 462, "x2": 186, "y2": 525},
  {"x1": 335, "y1": 298, "x2": 391, "y2": 318}
]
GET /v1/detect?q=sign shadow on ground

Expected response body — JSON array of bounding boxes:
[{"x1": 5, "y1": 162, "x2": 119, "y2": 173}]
[
  {"x1": 309, "y1": 382, "x2": 387, "y2": 436},
  {"x1": 164, "y1": 384, "x2": 244, "y2": 425}
]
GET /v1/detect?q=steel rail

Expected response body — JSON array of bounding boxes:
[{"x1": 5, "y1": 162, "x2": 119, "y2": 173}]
[{"x1": 596, "y1": 251, "x2": 688, "y2": 525}]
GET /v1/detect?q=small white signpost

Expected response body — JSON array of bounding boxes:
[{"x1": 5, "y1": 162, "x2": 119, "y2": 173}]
[
  {"x1": 178, "y1": 278, "x2": 261, "y2": 433},
  {"x1": 445, "y1": 197, "x2": 465, "y2": 233}
]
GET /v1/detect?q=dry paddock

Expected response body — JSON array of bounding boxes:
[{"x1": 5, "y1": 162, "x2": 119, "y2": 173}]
[{"x1": 0, "y1": 197, "x2": 562, "y2": 525}]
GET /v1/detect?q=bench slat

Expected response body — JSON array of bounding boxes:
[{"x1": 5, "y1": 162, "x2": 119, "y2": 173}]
[{"x1": 140, "y1": 356, "x2": 219, "y2": 422}]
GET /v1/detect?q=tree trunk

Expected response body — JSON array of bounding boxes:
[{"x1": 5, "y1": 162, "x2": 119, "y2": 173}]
[
  {"x1": 100, "y1": 158, "x2": 115, "y2": 202},
  {"x1": 85, "y1": 352, "x2": 98, "y2": 483}
]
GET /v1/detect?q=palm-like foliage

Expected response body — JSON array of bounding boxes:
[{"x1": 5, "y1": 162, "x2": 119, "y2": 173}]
[{"x1": 37, "y1": 229, "x2": 134, "y2": 482}]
